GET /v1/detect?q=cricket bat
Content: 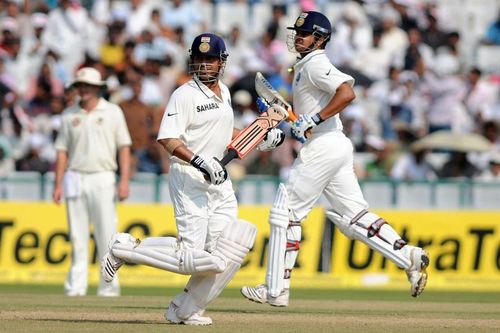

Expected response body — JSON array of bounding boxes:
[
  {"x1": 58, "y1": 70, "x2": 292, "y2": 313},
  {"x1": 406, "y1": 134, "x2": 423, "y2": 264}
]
[
  {"x1": 220, "y1": 104, "x2": 288, "y2": 165},
  {"x1": 255, "y1": 72, "x2": 298, "y2": 122},
  {"x1": 255, "y1": 72, "x2": 312, "y2": 137}
]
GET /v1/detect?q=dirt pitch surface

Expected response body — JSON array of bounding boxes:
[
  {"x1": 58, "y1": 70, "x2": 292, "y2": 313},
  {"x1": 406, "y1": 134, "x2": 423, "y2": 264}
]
[{"x1": 1, "y1": 288, "x2": 499, "y2": 333}]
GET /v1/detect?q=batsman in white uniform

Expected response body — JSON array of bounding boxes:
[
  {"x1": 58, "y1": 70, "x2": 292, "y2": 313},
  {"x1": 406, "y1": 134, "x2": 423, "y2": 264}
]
[
  {"x1": 100, "y1": 33, "x2": 284, "y2": 325},
  {"x1": 241, "y1": 11, "x2": 430, "y2": 306},
  {"x1": 53, "y1": 67, "x2": 132, "y2": 297}
]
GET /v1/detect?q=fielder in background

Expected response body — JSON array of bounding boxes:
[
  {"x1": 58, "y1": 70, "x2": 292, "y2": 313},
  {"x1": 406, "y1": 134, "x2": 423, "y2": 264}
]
[
  {"x1": 52, "y1": 67, "x2": 132, "y2": 297},
  {"x1": 100, "y1": 33, "x2": 284, "y2": 326},
  {"x1": 241, "y1": 11, "x2": 430, "y2": 307}
]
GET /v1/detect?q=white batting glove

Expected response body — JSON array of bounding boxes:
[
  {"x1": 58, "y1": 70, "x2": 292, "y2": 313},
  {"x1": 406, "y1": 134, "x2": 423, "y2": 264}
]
[
  {"x1": 190, "y1": 155, "x2": 228, "y2": 185},
  {"x1": 290, "y1": 113, "x2": 323, "y2": 142},
  {"x1": 257, "y1": 128, "x2": 285, "y2": 151}
]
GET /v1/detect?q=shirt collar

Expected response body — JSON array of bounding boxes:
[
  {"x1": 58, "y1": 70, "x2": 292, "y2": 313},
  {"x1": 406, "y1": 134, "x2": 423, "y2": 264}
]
[
  {"x1": 294, "y1": 49, "x2": 325, "y2": 70},
  {"x1": 192, "y1": 77, "x2": 224, "y2": 102},
  {"x1": 76, "y1": 97, "x2": 107, "y2": 114}
]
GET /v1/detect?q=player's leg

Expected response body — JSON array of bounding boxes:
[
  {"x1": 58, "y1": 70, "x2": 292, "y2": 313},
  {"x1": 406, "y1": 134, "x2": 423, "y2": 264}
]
[
  {"x1": 166, "y1": 185, "x2": 241, "y2": 325},
  {"x1": 89, "y1": 172, "x2": 120, "y2": 296},
  {"x1": 106, "y1": 232, "x2": 226, "y2": 276},
  {"x1": 166, "y1": 219, "x2": 257, "y2": 325},
  {"x1": 323, "y1": 135, "x2": 429, "y2": 296},
  {"x1": 242, "y1": 137, "x2": 337, "y2": 305},
  {"x1": 64, "y1": 195, "x2": 90, "y2": 296}
]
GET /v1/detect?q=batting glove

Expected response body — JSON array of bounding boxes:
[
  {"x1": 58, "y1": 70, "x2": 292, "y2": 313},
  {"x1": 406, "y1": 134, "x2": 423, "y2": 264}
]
[
  {"x1": 257, "y1": 128, "x2": 285, "y2": 151},
  {"x1": 291, "y1": 113, "x2": 323, "y2": 142},
  {"x1": 190, "y1": 155, "x2": 228, "y2": 185},
  {"x1": 256, "y1": 97, "x2": 270, "y2": 114}
]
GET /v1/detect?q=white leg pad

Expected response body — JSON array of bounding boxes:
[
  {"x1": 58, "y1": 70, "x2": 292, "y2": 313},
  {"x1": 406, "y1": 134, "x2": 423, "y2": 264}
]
[
  {"x1": 283, "y1": 223, "x2": 301, "y2": 290},
  {"x1": 176, "y1": 219, "x2": 257, "y2": 320},
  {"x1": 112, "y1": 237, "x2": 226, "y2": 274},
  {"x1": 266, "y1": 183, "x2": 289, "y2": 298},
  {"x1": 326, "y1": 210, "x2": 411, "y2": 269}
]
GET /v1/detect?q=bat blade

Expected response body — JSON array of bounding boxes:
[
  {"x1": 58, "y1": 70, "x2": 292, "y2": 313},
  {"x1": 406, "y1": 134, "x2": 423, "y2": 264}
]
[
  {"x1": 255, "y1": 72, "x2": 298, "y2": 122},
  {"x1": 221, "y1": 105, "x2": 288, "y2": 165}
]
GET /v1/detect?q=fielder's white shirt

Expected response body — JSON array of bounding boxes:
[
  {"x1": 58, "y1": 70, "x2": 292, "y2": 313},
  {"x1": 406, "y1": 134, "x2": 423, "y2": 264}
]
[
  {"x1": 158, "y1": 78, "x2": 234, "y2": 163},
  {"x1": 55, "y1": 98, "x2": 132, "y2": 172},
  {"x1": 292, "y1": 50, "x2": 354, "y2": 134}
]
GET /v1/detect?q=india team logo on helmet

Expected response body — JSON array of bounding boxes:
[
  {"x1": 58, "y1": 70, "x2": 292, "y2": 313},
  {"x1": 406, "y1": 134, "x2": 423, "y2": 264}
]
[
  {"x1": 189, "y1": 33, "x2": 229, "y2": 83},
  {"x1": 286, "y1": 11, "x2": 332, "y2": 54},
  {"x1": 295, "y1": 12, "x2": 308, "y2": 27}
]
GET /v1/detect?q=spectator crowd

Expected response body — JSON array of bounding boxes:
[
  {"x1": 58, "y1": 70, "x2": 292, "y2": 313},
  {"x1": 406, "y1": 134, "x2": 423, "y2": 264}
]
[{"x1": 0, "y1": 0, "x2": 499, "y2": 183}]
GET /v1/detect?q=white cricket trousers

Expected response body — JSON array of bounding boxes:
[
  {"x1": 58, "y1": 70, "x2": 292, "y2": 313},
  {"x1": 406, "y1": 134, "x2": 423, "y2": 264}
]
[
  {"x1": 168, "y1": 162, "x2": 237, "y2": 252},
  {"x1": 64, "y1": 171, "x2": 120, "y2": 296},
  {"x1": 287, "y1": 131, "x2": 369, "y2": 221}
]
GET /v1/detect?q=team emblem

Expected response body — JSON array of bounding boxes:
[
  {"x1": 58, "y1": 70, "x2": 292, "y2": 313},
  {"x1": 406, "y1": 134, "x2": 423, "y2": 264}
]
[
  {"x1": 199, "y1": 42, "x2": 210, "y2": 53},
  {"x1": 296, "y1": 17, "x2": 305, "y2": 27}
]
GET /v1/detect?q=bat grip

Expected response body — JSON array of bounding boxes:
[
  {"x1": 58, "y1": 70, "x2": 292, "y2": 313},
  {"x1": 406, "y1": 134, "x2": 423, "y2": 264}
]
[
  {"x1": 220, "y1": 148, "x2": 239, "y2": 166},
  {"x1": 287, "y1": 110, "x2": 298, "y2": 122}
]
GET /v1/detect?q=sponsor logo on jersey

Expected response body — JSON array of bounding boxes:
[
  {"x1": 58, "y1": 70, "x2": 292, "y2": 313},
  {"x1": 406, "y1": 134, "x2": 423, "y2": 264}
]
[{"x1": 196, "y1": 102, "x2": 219, "y2": 112}]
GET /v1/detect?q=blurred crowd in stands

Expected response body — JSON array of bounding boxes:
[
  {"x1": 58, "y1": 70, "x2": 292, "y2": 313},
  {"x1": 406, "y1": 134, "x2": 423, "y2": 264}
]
[{"x1": 0, "y1": 0, "x2": 499, "y2": 183}]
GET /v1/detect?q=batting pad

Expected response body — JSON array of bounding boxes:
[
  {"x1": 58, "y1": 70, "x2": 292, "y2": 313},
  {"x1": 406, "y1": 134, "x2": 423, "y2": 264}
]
[
  {"x1": 176, "y1": 219, "x2": 257, "y2": 320},
  {"x1": 326, "y1": 211, "x2": 411, "y2": 269},
  {"x1": 266, "y1": 183, "x2": 289, "y2": 298},
  {"x1": 112, "y1": 237, "x2": 226, "y2": 274},
  {"x1": 283, "y1": 223, "x2": 301, "y2": 290}
]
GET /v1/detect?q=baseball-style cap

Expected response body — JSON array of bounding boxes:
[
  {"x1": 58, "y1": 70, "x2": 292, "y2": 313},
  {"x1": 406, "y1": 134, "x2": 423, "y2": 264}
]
[
  {"x1": 71, "y1": 67, "x2": 106, "y2": 87},
  {"x1": 190, "y1": 33, "x2": 228, "y2": 59},
  {"x1": 287, "y1": 11, "x2": 332, "y2": 35}
]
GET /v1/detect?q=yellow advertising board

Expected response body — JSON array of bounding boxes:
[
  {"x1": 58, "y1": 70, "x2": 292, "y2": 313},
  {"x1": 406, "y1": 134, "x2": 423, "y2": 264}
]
[{"x1": 0, "y1": 202, "x2": 499, "y2": 291}]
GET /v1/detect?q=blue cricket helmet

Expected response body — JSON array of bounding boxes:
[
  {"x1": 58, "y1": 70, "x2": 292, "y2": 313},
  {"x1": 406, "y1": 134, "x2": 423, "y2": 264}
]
[
  {"x1": 287, "y1": 11, "x2": 332, "y2": 37},
  {"x1": 190, "y1": 33, "x2": 228, "y2": 60}
]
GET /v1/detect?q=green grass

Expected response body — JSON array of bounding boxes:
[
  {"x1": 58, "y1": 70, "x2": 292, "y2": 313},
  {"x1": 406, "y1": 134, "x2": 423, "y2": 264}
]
[{"x1": 1, "y1": 284, "x2": 499, "y2": 333}]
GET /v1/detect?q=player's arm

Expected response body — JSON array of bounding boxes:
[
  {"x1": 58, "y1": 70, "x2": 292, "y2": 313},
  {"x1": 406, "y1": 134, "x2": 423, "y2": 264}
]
[
  {"x1": 232, "y1": 128, "x2": 241, "y2": 139},
  {"x1": 53, "y1": 150, "x2": 67, "y2": 205},
  {"x1": 315, "y1": 82, "x2": 356, "y2": 122},
  {"x1": 117, "y1": 145, "x2": 131, "y2": 201},
  {"x1": 158, "y1": 138, "x2": 227, "y2": 185},
  {"x1": 158, "y1": 138, "x2": 194, "y2": 162}
]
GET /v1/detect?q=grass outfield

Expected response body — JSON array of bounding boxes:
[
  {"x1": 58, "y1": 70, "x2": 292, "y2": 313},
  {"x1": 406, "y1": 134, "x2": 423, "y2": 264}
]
[{"x1": 1, "y1": 285, "x2": 499, "y2": 333}]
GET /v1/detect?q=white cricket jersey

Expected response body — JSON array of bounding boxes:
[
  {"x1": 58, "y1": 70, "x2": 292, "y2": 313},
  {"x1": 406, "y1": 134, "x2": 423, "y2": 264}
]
[
  {"x1": 55, "y1": 98, "x2": 132, "y2": 172},
  {"x1": 157, "y1": 78, "x2": 234, "y2": 163},
  {"x1": 292, "y1": 50, "x2": 354, "y2": 134}
]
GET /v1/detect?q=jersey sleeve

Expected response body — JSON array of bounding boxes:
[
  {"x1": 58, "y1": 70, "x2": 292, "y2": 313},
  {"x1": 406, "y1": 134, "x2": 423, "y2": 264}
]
[
  {"x1": 307, "y1": 62, "x2": 355, "y2": 95},
  {"x1": 115, "y1": 106, "x2": 132, "y2": 148},
  {"x1": 157, "y1": 89, "x2": 190, "y2": 140},
  {"x1": 54, "y1": 113, "x2": 70, "y2": 151}
]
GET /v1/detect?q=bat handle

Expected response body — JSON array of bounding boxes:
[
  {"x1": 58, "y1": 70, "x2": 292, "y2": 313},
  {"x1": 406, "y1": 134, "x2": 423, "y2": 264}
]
[
  {"x1": 220, "y1": 148, "x2": 239, "y2": 166},
  {"x1": 287, "y1": 109, "x2": 298, "y2": 122}
]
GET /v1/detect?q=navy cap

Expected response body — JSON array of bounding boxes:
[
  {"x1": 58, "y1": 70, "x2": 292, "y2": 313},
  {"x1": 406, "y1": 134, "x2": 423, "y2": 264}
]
[
  {"x1": 287, "y1": 11, "x2": 332, "y2": 35},
  {"x1": 190, "y1": 33, "x2": 228, "y2": 59}
]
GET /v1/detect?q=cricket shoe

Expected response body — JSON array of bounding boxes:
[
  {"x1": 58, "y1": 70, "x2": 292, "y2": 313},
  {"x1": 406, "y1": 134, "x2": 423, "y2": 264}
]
[
  {"x1": 405, "y1": 246, "x2": 430, "y2": 297},
  {"x1": 165, "y1": 301, "x2": 212, "y2": 326},
  {"x1": 101, "y1": 233, "x2": 140, "y2": 283},
  {"x1": 240, "y1": 284, "x2": 289, "y2": 307}
]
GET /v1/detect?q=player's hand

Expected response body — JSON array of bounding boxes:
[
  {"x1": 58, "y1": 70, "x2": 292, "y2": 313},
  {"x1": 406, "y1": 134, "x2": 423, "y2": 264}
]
[
  {"x1": 52, "y1": 185, "x2": 62, "y2": 205},
  {"x1": 117, "y1": 180, "x2": 129, "y2": 201},
  {"x1": 190, "y1": 155, "x2": 228, "y2": 185},
  {"x1": 291, "y1": 113, "x2": 322, "y2": 143},
  {"x1": 257, "y1": 128, "x2": 285, "y2": 151},
  {"x1": 256, "y1": 97, "x2": 270, "y2": 114}
]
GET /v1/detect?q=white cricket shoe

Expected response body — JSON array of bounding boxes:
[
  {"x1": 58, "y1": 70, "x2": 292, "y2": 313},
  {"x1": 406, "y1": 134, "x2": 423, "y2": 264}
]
[
  {"x1": 165, "y1": 302, "x2": 212, "y2": 326},
  {"x1": 240, "y1": 284, "x2": 289, "y2": 307},
  {"x1": 405, "y1": 246, "x2": 430, "y2": 297},
  {"x1": 101, "y1": 233, "x2": 140, "y2": 283}
]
